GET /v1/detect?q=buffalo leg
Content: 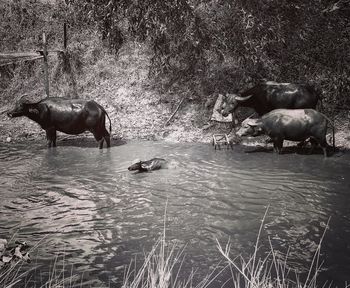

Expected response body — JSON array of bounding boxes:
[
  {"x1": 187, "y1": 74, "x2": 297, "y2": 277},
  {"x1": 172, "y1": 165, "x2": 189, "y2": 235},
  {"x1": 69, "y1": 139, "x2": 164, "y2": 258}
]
[
  {"x1": 93, "y1": 131, "x2": 103, "y2": 149},
  {"x1": 98, "y1": 138, "x2": 104, "y2": 149},
  {"x1": 318, "y1": 139, "x2": 329, "y2": 157},
  {"x1": 322, "y1": 146, "x2": 328, "y2": 157},
  {"x1": 92, "y1": 126, "x2": 110, "y2": 149},
  {"x1": 46, "y1": 128, "x2": 57, "y2": 148},
  {"x1": 273, "y1": 139, "x2": 283, "y2": 154},
  {"x1": 92, "y1": 130, "x2": 104, "y2": 149},
  {"x1": 104, "y1": 134, "x2": 111, "y2": 148},
  {"x1": 102, "y1": 127, "x2": 111, "y2": 148},
  {"x1": 309, "y1": 138, "x2": 318, "y2": 154}
]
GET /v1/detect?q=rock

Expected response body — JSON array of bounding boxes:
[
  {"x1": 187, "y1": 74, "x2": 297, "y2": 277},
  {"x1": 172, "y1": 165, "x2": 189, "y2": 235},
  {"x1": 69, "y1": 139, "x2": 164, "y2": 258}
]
[
  {"x1": 2, "y1": 255, "x2": 12, "y2": 263},
  {"x1": 6, "y1": 137, "x2": 11, "y2": 143},
  {"x1": 210, "y1": 94, "x2": 232, "y2": 122},
  {"x1": 0, "y1": 239, "x2": 31, "y2": 265},
  {"x1": 0, "y1": 238, "x2": 7, "y2": 252}
]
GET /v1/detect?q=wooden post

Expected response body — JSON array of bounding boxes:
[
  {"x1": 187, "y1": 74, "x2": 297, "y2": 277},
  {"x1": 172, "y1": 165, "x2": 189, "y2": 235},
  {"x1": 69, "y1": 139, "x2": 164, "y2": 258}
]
[
  {"x1": 62, "y1": 23, "x2": 78, "y2": 98},
  {"x1": 64, "y1": 22, "x2": 67, "y2": 50},
  {"x1": 43, "y1": 32, "x2": 50, "y2": 98}
]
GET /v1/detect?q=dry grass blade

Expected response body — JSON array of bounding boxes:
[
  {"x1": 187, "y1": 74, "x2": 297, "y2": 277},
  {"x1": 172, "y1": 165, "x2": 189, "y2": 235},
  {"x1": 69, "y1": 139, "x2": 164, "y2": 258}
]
[
  {"x1": 122, "y1": 202, "x2": 227, "y2": 288},
  {"x1": 217, "y1": 208, "x2": 334, "y2": 288}
]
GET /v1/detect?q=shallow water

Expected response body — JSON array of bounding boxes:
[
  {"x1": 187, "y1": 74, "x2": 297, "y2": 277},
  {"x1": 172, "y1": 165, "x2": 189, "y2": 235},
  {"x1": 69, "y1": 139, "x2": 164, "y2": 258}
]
[{"x1": 0, "y1": 141, "x2": 349, "y2": 287}]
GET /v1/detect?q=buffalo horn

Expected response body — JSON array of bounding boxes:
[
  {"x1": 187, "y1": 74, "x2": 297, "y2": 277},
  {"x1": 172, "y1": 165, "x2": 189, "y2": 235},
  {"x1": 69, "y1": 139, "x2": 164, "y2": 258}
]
[
  {"x1": 18, "y1": 94, "x2": 28, "y2": 102},
  {"x1": 235, "y1": 94, "x2": 253, "y2": 102},
  {"x1": 246, "y1": 118, "x2": 260, "y2": 127}
]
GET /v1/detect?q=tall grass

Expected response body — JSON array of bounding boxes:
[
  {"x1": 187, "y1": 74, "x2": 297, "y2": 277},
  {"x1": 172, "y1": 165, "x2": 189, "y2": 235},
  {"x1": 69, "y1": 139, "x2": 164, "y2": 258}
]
[
  {"x1": 122, "y1": 203, "x2": 226, "y2": 288},
  {"x1": 123, "y1": 206, "x2": 335, "y2": 288},
  {"x1": 0, "y1": 259, "x2": 30, "y2": 288},
  {"x1": 216, "y1": 207, "x2": 332, "y2": 288},
  {"x1": 0, "y1": 236, "x2": 79, "y2": 288}
]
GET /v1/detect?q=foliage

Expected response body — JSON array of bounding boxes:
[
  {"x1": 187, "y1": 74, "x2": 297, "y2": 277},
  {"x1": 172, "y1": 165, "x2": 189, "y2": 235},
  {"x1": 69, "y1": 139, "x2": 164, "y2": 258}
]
[
  {"x1": 0, "y1": 0, "x2": 96, "y2": 58},
  {"x1": 72, "y1": 0, "x2": 210, "y2": 80},
  {"x1": 1, "y1": 0, "x2": 349, "y2": 112},
  {"x1": 0, "y1": 0, "x2": 61, "y2": 51},
  {"x1": 71, "y1": 0, "x2": 349, "y2": 111}
]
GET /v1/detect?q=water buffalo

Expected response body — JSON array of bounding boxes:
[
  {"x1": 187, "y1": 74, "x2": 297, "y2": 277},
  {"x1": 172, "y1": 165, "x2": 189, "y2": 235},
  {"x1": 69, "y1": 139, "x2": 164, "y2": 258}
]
[
  {"x1": 7, "y1": 97, "x2": 112, "y2": 149},
  {"x1": 221, "y1": 81, "x2": 321, "y2": 121},
  {"x1": 128, "y1": 158, "x2": 166, "y2": 172},
  {"x1": 236, "y1": 109, "x2": 335, "y2": 157}
]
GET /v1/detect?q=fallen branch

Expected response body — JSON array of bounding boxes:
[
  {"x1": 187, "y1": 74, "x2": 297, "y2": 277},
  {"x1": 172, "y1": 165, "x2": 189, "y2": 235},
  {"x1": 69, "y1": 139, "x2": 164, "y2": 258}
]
[
  {"x1": 164, "y1": 95, "x2": 187, "y2": 126},
  {"x1": 0, "y1": 50, "x2": 63, "y2": 67}
]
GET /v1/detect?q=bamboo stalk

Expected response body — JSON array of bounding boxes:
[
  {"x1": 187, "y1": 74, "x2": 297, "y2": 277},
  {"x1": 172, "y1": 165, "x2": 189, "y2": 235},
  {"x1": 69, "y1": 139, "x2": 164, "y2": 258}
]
[{"x1": 43, "y1": 32, "x2": 50, "y2": 98}]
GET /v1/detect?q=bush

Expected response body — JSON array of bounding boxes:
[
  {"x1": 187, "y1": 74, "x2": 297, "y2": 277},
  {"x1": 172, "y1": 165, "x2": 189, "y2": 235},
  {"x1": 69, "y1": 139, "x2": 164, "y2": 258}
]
[
  {"x1": 76, "y1": 0, "x2": 349, "y2": 111},
  {"x1": 1, "y1": 0, "x2": 349, "y2": 113}
]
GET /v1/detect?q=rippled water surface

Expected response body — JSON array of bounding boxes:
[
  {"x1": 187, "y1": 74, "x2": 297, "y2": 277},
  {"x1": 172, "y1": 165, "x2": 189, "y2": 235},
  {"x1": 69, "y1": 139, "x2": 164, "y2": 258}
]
[{"x1": 0, "y1": 141, "x2": 350, "y2": 286}]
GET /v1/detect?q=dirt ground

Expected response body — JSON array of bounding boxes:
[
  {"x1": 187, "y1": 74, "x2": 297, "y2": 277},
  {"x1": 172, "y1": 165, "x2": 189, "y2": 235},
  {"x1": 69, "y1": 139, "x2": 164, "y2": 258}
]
[{"x1": 1, "y1": 108, "x2": 349, "y2": 155}]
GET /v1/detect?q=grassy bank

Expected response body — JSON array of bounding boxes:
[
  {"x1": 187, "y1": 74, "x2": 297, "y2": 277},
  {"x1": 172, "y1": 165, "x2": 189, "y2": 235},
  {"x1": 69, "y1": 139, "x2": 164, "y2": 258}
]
[{"x1": 0, "y1": 36, "x2": 231, "y2": 145}]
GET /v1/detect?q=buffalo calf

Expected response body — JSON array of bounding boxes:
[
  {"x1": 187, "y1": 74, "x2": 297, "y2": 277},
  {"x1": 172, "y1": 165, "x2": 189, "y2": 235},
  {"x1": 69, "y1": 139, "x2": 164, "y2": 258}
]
[{"x1": 128, "y1": 158, "x2": 166, "y2": 172}]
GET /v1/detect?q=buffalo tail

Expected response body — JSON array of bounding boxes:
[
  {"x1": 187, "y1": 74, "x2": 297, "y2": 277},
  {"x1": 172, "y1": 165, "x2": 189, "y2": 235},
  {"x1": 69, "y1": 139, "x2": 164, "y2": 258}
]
[
  {"x1": 105, "y1": 111, "x2": 112, "y2": 134},
  {"x1": 321, "y1": 112, "x2": 335, "y2": 152},
  {"x1": 96, "y1": 103, "x2": 112, "y2": 134}
]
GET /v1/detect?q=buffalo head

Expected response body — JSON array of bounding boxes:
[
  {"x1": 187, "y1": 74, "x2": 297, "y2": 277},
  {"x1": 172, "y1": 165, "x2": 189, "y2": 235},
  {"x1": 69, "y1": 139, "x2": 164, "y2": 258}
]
[
  {"x1": 128, "y1": 160, "x2": 142, "y2": 171},
  {"x1": 221, "y1": 93, "x2": 253, "y2": 117},
  {"x1": 236, "y1": 117, "x2": 263, "y2": 138},
  {"x1": 7, "y1": 99, "x2": 31, "y2": 118}
]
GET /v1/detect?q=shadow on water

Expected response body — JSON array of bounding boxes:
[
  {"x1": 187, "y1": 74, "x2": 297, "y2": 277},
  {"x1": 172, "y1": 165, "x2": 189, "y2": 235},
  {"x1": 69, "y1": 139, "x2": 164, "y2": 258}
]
[
  {"x1": 12, "y1": 135, "x2": 127, "y2": 149},
  {"x1": 243, "y1": 143, "x2": 347, "y2": 157},
  {"x1": 57, "y1": 136, "x2": 127, "y2": 148}
]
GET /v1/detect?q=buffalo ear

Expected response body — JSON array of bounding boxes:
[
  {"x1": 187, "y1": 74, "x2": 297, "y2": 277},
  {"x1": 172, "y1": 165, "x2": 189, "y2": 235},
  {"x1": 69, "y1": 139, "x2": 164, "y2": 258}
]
[
  {"x1": 256, "y1": 126, "x2": 263, "y2": 132},
  {"x1": 28, "y1": 107, "x2": 39, "y2": 114},
  {"x1": 18, "y1": 94, "x2": 28, "y2": 102},
  {"x1": 140, "y1": 162, "x2": 149, "y2": 170},
  {"x1": 224, "y1": 93, "x2": 236, "y2": 104}
]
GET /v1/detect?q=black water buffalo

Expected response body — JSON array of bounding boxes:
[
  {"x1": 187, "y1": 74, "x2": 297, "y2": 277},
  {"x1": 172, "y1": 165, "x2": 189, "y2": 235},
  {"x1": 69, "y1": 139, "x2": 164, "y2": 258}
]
[
  {"x1": 236, "y1": 109, "x2": 335, "y2": 157},
  {"x1": 7, "y1": 97, "x2": 112, "y2": 149},
  {"x1": 128, "y1": 158, "x2": 166, "y2": 172},
  {"x1": 221, "y1": 81, "x2": 321, "y2": 121}
]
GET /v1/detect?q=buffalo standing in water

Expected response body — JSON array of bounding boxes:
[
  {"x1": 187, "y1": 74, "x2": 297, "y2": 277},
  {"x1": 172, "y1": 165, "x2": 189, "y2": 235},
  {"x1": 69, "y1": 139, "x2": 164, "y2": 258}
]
[
  {"x1": 128, "y1": 158, "x2": 166, "y2": 172},
  {"x1": 236, "y1": 109, "x2": 335, "y2": 157},
  {"x1": 221, "y1": 81, "x2": 321, "y2": 121},
  {"x1": 7, "y1": 97, "x2": 112, "y2": 149}
]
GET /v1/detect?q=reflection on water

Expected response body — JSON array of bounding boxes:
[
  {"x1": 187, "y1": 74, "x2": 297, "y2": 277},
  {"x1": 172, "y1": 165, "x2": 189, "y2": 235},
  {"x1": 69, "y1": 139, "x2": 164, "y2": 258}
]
[{"x1": 0, "y1": 141, "x2": 349, "y2": 286}]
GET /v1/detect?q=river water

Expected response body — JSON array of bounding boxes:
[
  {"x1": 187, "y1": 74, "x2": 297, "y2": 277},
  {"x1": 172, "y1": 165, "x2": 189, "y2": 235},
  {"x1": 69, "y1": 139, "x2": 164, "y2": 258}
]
[{"x1": 0, "y1": 141, "x2": 349, "y2": 287}]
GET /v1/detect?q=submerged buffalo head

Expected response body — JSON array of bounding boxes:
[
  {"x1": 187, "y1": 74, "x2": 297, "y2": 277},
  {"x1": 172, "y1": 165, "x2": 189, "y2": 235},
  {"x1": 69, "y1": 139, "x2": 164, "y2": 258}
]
[
  {"x1": 236, "y1": 118, "x2": 264, "y2": 138},
  {"x1": 221, "y1": 93, "x2": 253, "y2": 117},
  {"x1": 128, "y1": 160, "x2": 142, "y2": 171}
]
